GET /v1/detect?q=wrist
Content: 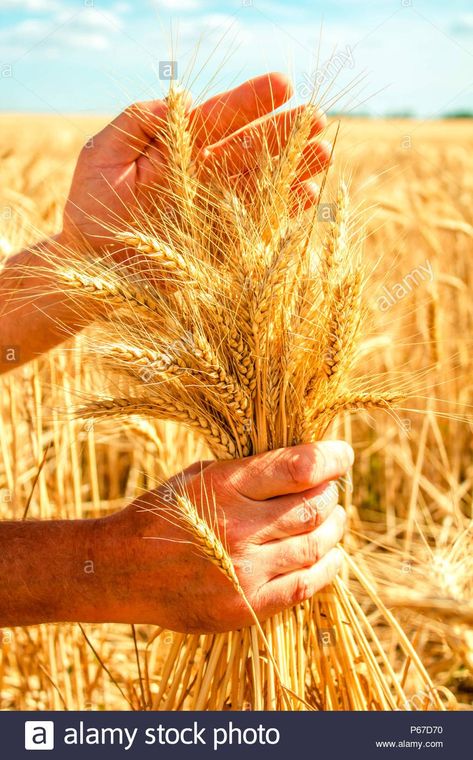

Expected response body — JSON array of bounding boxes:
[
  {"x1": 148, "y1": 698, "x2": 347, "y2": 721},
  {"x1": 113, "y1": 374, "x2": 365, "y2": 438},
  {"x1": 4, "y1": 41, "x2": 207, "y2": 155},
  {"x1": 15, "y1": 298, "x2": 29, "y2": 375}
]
[
  {"x1": 68, "y1": 507, "x2": 159, "y2": 625},
  {"x1": 60, "y1": 515, "x2": 118, "y2": 624},
  {"x1": 60, "y1": 512, "x2": 134, "y2": 624}
]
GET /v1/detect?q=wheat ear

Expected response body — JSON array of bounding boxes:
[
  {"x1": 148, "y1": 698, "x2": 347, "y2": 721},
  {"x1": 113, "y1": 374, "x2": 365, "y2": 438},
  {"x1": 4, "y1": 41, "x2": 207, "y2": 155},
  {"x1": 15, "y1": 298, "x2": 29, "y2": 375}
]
[
  {"x1": 174, "y1": 493, "x2": 242, "y2": 589},
  {"x1": 115, "y1": 230, "x2": 205, "y2": 288},
  {"x1": 305, "y1": 270, "x2": 363, "y2": 406},
  {"x1": 165, "y1": 82, "x2": 193, "y2": 175},
  {"x1": 259, "y1": 107, "x2": 318, "y2": 243},
  {"x1": 306, "y1": 390, "x2": 402, "y2": 439},
  {"x1": 60, "y1": 268, "x2": 163, "y2": 320},
  {"x1": 310, "y1": 390, "x2": 402, "y2": 419},
  {"x1": 321, "y1": 181, "x2": 349, "y2": 294},
  {"x1": 79, "y1": 396, "x2": 237, "y2": 459},
  {"x1": 99, "y1": 341, "x2": 252, "y2": 456},
  {"x1": 165, "y1": 81, "x2": 196, "y2": 215},
  {"x1": 427, "y1": 284, "x2": 441, "y2": 367}
]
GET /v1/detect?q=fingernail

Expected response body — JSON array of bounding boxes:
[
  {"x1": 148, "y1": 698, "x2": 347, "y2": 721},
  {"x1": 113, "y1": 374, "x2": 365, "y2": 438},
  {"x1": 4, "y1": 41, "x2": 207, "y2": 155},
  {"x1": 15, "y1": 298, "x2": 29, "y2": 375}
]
[
  {"x1": 306, "y1": 103, "x2": 325, "y2": 120},
  {"x1": 334, "y1": 547, "x2": 343, "y2": 572},
  {"x1": 317, "y1": 139, "x2": 332, "y2": 157},
  {"x1": 331, "y1": 441, "x2": 354, "y2": 468}
]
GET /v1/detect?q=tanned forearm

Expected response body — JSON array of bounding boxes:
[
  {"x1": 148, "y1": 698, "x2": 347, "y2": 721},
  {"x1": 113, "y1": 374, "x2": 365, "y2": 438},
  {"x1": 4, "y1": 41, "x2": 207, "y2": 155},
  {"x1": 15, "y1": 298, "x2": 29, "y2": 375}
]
[
  {"x1": 0, "y1": 234, "x2": 93, "y2": 373},
  {"x1": 0, "y1": 516, "x2": 120, "y2": 627}
]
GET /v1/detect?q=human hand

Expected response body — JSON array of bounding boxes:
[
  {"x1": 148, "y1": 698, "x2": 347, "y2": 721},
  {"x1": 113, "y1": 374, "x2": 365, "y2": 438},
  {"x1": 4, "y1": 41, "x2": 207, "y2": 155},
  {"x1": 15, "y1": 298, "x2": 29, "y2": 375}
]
[
  {"x1": 61, "y1": 72, "x2": 330, "y2": 252},
  {"x1": 96, "y1": 440, "x2": 351, "y2": 633}
]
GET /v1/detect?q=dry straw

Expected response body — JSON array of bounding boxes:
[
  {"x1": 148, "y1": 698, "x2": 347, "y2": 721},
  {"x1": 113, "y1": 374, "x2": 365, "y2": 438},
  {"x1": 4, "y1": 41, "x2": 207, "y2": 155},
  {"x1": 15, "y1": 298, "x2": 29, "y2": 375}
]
[{"x1": 45, "y1": 81, "x2": 446, "y2": 710}]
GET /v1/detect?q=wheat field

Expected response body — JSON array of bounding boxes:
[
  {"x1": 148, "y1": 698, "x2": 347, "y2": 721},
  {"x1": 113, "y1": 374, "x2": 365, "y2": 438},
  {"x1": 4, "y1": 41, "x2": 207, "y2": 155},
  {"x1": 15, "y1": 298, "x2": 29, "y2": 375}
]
[{"x1": 0, "y1": 112, "x2": 472, "y2": 710}]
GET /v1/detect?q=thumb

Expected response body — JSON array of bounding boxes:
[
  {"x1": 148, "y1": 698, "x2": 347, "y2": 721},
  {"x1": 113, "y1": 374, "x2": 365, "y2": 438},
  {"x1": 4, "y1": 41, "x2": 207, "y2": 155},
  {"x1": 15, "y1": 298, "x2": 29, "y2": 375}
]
[{"x1": 225, "y1": 441, "x2": 354, "y2": 500}]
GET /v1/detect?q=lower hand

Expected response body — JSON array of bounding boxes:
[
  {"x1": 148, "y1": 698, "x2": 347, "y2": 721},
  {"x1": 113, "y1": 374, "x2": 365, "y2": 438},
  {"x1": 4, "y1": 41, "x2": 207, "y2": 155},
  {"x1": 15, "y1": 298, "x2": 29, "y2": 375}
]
[{"x1": 92, "y1": 440, "x2": 352, "y2": 632}]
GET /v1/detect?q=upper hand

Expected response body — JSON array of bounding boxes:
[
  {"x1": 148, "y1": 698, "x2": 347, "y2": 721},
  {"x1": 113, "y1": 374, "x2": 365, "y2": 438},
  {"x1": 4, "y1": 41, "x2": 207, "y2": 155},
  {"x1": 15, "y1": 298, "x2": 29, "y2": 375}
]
[{"x1": 61, "y1": 72, "x2": 330, "y2": 251}]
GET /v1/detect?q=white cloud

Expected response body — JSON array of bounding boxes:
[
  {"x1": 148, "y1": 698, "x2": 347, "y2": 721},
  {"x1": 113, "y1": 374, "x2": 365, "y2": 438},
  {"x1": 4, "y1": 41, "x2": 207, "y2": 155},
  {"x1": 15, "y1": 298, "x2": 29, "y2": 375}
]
[
  {"x1": 0, "y1": 9, "x2": 121, "y2": 56},
  {"x1": 113, "y1": 2, "x2": 132, "y2": 13},
  {"x1": 61, "y1": 30, "x2": 110, "y2": 50},
  {"x1": 65, "y1": 8, "x2": 124, "y2": 31},
  {"x1": 201, "y1": 13, "x2": 236, "y2": 29},
  {"x1": 176, "y1": 12, "x2": 241, "y2": 42},
  {"x1": 152, "y1": 0, "x2": 204, "y2": 10},
  {"x1": 450, "y1": 14, "x2": 473, "y2": 35},
  {"x1": 0, "y1": 0, "x2": 59, "y2": 10},
  {"x1": 0, "y1": 18, "x2": 48, "y2": 40}
]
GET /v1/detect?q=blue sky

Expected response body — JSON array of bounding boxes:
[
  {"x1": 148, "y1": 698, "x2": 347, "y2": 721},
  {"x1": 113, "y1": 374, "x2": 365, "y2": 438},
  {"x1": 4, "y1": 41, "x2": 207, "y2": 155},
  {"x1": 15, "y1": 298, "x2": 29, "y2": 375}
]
[{"x1": 0, "y1": 0, "x2": 472, "y2": 116}]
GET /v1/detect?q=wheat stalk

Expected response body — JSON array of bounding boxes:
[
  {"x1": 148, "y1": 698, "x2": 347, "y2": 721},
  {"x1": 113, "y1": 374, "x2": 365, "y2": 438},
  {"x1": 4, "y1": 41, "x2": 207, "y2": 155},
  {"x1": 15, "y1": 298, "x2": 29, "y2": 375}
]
[{"x1": 151, "y1": 487, "x2": 300, "y2": 709}]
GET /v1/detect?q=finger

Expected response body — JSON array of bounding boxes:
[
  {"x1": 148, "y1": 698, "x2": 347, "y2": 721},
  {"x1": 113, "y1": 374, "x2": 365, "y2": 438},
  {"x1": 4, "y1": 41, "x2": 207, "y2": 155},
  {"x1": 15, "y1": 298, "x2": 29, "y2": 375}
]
[
  {"x1": 198, "y1": 107, "x2": 326, "y2": 177},
  {"x1": 135, "y1": 142, "x2": 167, "y2": 189},
  {"x1": 292, "y1": 139, "x2": 332, "y2": 183},
  {"x1": 259, "y1": 547, "x2": 343, "y2": 615},
  {"x1": 190, "y1": 72, "x2": 293, "y2": 147},
  {"x1": 90, "y1": 99, "x2": 169, "y2": 164},
  {"x1": 263, "y1": 505, "x2": 346, "y2": 577},
  {"x1": 227, "y1": 441, "x2": 354, "y2": 500},
  {"x1": 291, "y1": 180, "x2": 320, "y2": 214},
  {"x1": 257, "y1": 481, "x2": 339, "y2": 541},
  {"x1": 227, "y1": 169, "x2": 321, "y2": 207}
]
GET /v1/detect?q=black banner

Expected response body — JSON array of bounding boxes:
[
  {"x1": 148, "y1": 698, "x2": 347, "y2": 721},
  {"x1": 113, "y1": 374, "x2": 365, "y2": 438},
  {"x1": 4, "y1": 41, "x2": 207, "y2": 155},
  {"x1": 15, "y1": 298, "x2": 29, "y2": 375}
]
[{"x1": 3, "y1": 710, "x2": 468, "y2": 759}]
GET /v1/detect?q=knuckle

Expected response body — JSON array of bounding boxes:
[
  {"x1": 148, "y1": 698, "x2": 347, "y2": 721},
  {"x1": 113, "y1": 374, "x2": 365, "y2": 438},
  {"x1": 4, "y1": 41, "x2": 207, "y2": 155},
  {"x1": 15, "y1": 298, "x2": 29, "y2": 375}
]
[
  {"x1": 221, "y1": 513, "x2": 245, "y2": 548},
  {"x1": 285, "y1": 451, "x2": 304, "y2": 486},
  {"x1": 319, "y1": 550, "x2": 343, "y2": 590},
  {"x1": 123, "y1": 103, "x2": 139, "y2": 121},
  {"x1": 292, "y1": 572, "x2": 313, "y2": 605},
  {"x1": 233, "y1": 550, "x2": 255, "y2": 582},
  {"x1": 316, "y1": 567, "x2": 332, "y2": 594},
  {"x1": 324, "y1": 558, "x2": 338, "y2": 586},
  {"x1": 126, "y1": 101, "x2": 146, "y2": 117},
  {"x1": 314, "y1": 482, "x2": 338, "y2": 518},
  {"x1": 297, "y1": 498, "x2": 319, "y2": 531},
  {"x1": 302, "y1": 531, "x2": 320, "y2": 566},
  {"x1": 285, "y1": 447, "x2": 319, "y2": 486},
  {"x1": 272, "y1": 544, "x2": 293, "y2": 574}
]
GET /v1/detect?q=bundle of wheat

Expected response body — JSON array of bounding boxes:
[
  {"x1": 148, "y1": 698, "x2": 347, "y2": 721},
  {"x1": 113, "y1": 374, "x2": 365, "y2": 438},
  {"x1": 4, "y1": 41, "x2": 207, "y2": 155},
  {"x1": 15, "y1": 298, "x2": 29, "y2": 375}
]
[{"x1": 30, "y1": 83, "x2": 447, "y2": 710}]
